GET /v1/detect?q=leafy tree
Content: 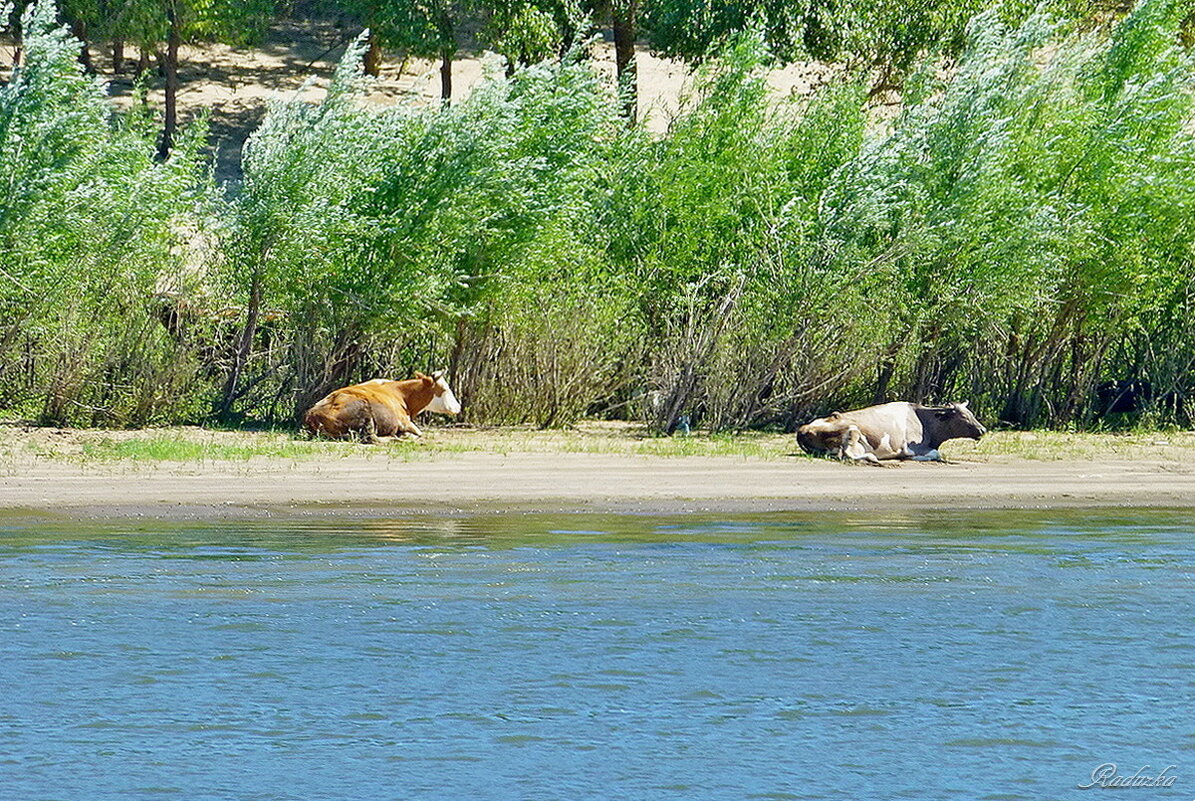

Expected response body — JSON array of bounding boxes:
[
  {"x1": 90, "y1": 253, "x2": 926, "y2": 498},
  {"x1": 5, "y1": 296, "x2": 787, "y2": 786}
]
[
  {"x1": 341, "y1": 0, "x2": 463, "y2": 100},
  {"x1": 604, "y1": 33, "x2": 869, "y2": 430},
  {"x1": 222, "y1": 34, "x2": 632, "y2": 422},
  {"x1": 145, "y1": 0, "x2": 275, "y2": 156},
  {"x1": 0, "y1": 0, "x2": 213, "y2": 424},
  {"x1": 484, "y1": 0, "x2": 564, "y2": 71},
  {"x1": 821, "y1": 0, "x2": 1195, "y2": 422},
  {"x1": 342, "y1": 0, "x2": 587, "y2": 103},
  {"x1": 641, "y1": 0, "x2": 835, "y2": 65},
  {"x1": 9, "y1": 0, "x2": 275, "y2": 155},
  {"x1": 6, "y1": 0, "x2": 1195, "y2": 432},
  {"x1": 641, "y1": 0, "x2": 1116, "y2": 97}
]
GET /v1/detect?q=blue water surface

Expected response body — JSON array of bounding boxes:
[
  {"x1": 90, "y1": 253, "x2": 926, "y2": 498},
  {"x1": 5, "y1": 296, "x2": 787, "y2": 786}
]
[{"x1": 0, "y1": 510, "x2": 1192, "y2": 800}]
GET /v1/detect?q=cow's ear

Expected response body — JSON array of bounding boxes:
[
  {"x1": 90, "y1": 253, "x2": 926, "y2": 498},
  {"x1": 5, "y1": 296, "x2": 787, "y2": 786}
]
[{"x1": 414, "y1": 371, "x2": 429, "y2": 381}]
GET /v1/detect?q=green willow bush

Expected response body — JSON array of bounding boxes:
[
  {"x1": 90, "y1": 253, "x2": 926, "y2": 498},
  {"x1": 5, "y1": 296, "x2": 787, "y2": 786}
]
[
  {"x1": 821, "y1": 0, "x2": 1195, "y2": 426},
  {"x1": 602, "y1": 35, "x2": 871, "y2": 431},
  {"x1": 2, "y1": 0, "x2": 1193, "y2": 431},
  {"x1": 0, "y1": 0, "x2": 212, "y2": 425},
  {"x1": 221, "y1": 39, "x2": 638, "y2": 425}
]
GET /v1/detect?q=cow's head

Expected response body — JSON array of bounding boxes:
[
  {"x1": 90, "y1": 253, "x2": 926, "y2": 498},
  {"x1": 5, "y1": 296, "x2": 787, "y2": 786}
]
[
  {"x1": 933, "y1": 401, "x2": 986, "y2": 440},
  {"x1": 421, "y1": 369, "x2": 462, "y2": 415},
  {"x1": 796, "y1": 413, "x2": 843, "y2": 454}
]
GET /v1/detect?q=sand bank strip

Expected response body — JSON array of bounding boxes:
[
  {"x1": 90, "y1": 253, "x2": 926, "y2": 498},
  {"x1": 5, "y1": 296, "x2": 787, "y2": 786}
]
[{"x1": 1, "y1": 452, "x2": 1192, "y2": 521}]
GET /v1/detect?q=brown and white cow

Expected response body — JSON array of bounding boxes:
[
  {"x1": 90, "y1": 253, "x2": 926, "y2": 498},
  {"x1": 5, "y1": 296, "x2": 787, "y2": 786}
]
[
  {"x1": 797, "y1": 401, "x2": 986, "y2": 463},
  {"x1": 303, "y1": 371, "x2": 461, "y2": 441}
]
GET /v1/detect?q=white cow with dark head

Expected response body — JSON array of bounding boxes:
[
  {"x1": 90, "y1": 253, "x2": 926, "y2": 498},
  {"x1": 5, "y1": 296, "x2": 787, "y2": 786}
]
[{"x1": 797, "y1": 401, "x2": 986, "y2": 463}]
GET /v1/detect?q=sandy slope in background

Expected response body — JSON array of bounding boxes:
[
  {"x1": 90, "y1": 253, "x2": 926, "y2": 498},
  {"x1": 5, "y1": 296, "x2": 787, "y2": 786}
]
[{"x1": 2, "y1": 445, "x2": 1193, "y2": 521}]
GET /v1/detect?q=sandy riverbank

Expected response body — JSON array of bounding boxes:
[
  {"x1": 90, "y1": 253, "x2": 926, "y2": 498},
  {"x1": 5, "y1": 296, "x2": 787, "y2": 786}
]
[{"x1": 2, "y1": 425, "x2": 1193, "y2": 520}]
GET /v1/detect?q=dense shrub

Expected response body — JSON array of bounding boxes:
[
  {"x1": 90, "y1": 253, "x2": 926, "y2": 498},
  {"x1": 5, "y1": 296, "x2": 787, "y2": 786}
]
[
  {"x1": 608, "y1": 37, "x2": 870, "y2": 431},
  {"x1": 219, "y1": 40, "x2": 635, "y2": 424},
  {"x1": 0, "y1": 0, "x2": 212, "y2": 425},
  {"x1": 2, "y1": 0, "x2": 1194, "y2": 431},
  {"x1": 821, "y1": 0, "x2": 1195, "y2": 426}
]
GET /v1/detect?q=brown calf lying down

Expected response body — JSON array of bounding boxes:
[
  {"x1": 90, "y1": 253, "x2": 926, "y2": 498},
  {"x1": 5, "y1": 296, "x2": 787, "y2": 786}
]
[
  {"x1": 797, "y1": 401, "x2": 986, "y2": 463},
  {"x1": 303, "y1": 371, "x2": 461, "y2": 441}
]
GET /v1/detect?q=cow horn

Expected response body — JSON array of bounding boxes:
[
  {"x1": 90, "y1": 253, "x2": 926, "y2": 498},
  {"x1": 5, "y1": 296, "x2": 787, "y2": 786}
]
[
  {"x1": 959, "y1": 400, "x2": 969, "y2": 409},
  {"x1": 431, "y1": 369, "x2": 446, "y2": 380}
]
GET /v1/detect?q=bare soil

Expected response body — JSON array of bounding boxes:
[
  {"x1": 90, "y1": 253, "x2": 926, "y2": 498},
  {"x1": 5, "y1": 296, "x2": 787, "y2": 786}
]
[{"x1": 2, "y1": 424, "x2": 1193, "y2": 520}]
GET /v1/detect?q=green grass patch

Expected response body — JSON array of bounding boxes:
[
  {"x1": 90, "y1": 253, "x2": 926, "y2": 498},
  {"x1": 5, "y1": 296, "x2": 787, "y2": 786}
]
[
  {"x1": 76, "y1": 434, "x2": 352, "y2": 463},
  {"x1": 6, "y1": 424, "x2": 1193, "y2": 466}
]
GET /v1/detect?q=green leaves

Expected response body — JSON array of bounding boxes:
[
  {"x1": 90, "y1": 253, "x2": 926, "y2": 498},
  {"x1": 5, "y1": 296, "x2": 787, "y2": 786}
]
[
  {"x1": 343, "y1": 0, "x2": 458, "y2": 57},
  {"x1": 4, "y1": 0, "x2": 1195, "y2": 429},
  {"x1": 819, "y1": 1, "x2": 1195, "y2": 423},
  {"x1": 0, "y1": 0, "x2": 213, "y2": 424},
  {"x1": 225, "y1": 39, "x2": 625, "y2": 418}
]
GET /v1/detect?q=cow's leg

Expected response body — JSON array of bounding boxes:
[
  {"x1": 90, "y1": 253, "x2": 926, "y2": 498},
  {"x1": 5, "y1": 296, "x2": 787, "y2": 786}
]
[
  {"x1": 837, "y1": 426, "x2": 881, "y2": 464},
  {"x1": 360, "y1": 414, "x2": 380, "y2": 445},
  {"x1": 387, "y1": 411, "x2": 423, "y2": 439},
  {"x1": 332, "y1": 399, "x2": 377, "y2": 443}
]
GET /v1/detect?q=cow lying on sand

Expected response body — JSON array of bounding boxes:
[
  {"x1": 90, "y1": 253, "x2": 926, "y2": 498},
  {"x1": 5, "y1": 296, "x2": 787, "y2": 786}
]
[
  {"x1": 303, "y1": 371, "x2": 461, "y2": 441},
  {"x1": 797, "y1": 401, "x2": 986, "y2": 463}
]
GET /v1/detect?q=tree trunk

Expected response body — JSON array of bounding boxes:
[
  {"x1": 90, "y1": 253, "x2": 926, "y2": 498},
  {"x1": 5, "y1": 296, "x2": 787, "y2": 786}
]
[
  {"x1": 611, "y1": 0, "x2": 637, "y2": 121},
  {"x1": 437, "y1": 10, "x2": 454, "y2": 104},
  {"x1": 219, "y1": 269, "x2": 263, "y2": 420},
  {"x1": 113, "y1": 39, "x2": 125, "y2": 74},
  {"x1": 440, "y1": 46, "x2": 453, "y2": 103},
  {"x1": 10, "y1": 16, "x2": 21, "y2": 68},
  {"x1": 70, "y1": 20, "x2": 94, "y2": 73},
  {"x1": 157, "y1": 10, "x2": 181, "y2": 160},
  {"x1": 560, "y1": 10, "x2": 578, "y2": 56},
  {"x1": 873, "y1": 354, "x2": 896, "y2": 405},
  {"x1": 363, "y1": 32, "x2": 382, "y2": 76},
  {"x1": 136, "y1": 47, "x2": 151, "y2": 77}
]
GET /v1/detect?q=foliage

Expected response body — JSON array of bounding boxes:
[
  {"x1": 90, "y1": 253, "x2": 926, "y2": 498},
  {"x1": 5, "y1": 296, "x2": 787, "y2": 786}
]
[
  {"x1": 0, "y1": 0, "x2": 213, "y2": 424},
  {"x1": 641, "y1": 0, "x2": 838, "y2": 64},
  {"x1": 4, "y1": 0, "x2": 1195, "y2": 432},
  {"x1": 821, "y1": 0, "x2": 1195, "y2": 425},
  {"x1": 604, "y1": 33, "x2": 869, "y2": 430},
  {"x1": 341, "y1": 0, "x2": 459, "y2": 60},
  {"x1": 222, "y1": 38, "x2": 632, "y2": 424},
  {"x1": 641, "y1": 0, "x2": 1118, "y2": 94},
  {"x1": 484, "y1": 0, "x2": 564, "y2": 69},
  {"x1": 8, "y1": 0, "x2": 276, "y2": 48}
]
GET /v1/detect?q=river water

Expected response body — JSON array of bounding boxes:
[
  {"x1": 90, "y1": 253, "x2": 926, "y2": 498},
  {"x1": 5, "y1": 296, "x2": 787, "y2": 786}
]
[{"x1": 1, "y1": 510, "x2": 1191, "y2": 800}]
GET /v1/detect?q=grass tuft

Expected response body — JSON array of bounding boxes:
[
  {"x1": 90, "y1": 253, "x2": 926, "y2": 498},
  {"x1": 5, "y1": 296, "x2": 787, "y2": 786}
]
[{"x1": 4, "y1": 423, "x2": 1192, "y2": 466}]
